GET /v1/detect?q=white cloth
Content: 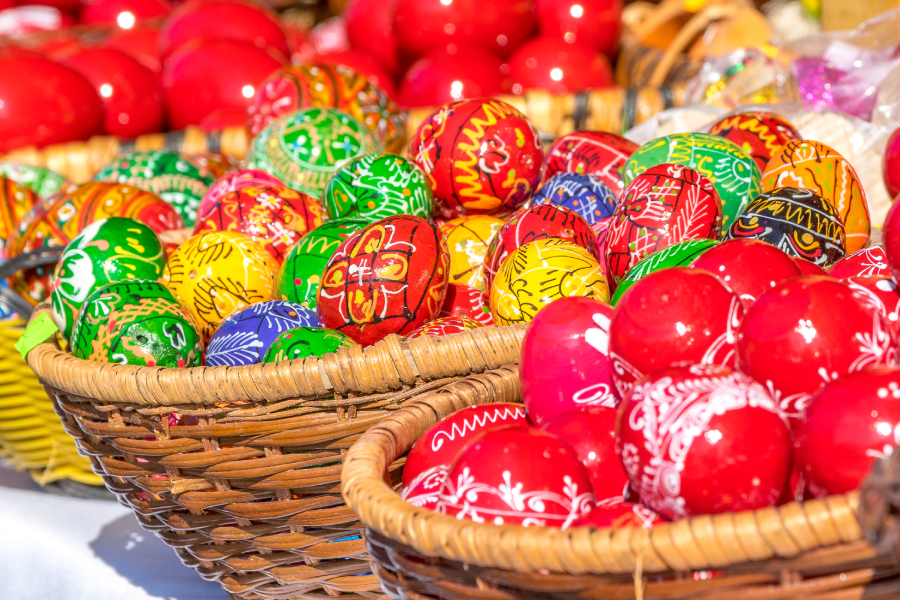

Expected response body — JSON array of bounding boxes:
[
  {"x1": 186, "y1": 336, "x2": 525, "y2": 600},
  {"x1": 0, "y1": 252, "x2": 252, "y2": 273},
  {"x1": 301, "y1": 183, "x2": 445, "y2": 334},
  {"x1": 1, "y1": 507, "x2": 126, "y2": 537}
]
[{"x1": 0, "y1": 462, "x2": 229, "y2": 600}]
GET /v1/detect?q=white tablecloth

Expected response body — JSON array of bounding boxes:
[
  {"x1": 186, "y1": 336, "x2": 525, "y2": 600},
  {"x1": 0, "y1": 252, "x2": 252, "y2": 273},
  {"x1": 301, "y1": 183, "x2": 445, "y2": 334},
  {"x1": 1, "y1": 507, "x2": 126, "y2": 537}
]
[{"x1": 0, "y1": 462, "x2": 229, "y2": 600}]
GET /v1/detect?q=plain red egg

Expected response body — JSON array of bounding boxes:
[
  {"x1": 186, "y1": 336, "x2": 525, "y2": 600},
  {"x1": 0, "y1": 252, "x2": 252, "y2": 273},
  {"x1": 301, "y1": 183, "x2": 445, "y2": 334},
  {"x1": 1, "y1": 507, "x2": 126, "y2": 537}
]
[
  {"x1": 508, "y1": 36, "x2": 613, "y2": 95},
  {"x1": 0, "y1": 57, "x2": 102, "y2": 152},
  {"x1": 829, "y1": 245, "x2": 889, "y2": 279},
  {"x1": 162, "y1": 39, "x2": 283, "y2": 130},
  {"x1": 843, "y1": 276, "x2": 900, "y2": 335},
  {"x1": 316, "y1": 50, "x2": 397, "y2": 98},
  {"x1": 61, "y1": 48, "x2": 163, "y2": 138},
  {"x1": 884, "y1": 127, "x2": 900, "y2": 199},
  {"x1": 198, "y1": 107, "x2": 248, "y2": 132},
  {"x1": 80, "y1": 0, "x2": 170, "y2": 27},
  {"x1": 393, "y1": 0, "x2": 536, "y2": 59},
  {"x1": 101, "y1": 27, "x2": 162, "y2": 75},
  {"x1": 534, "y1": 0, "x2": 622, "y2": 59},
  {"x1": 344, "y1": 0, "x2": 398, "y2": 74},
  {"x1": 158, "y1": 0, "x2": 289, "y2": 62},
  {"x1": 398, "y1": 45, "x2": 505, "y2": 108},
  {"x1": 883, "y1": 200, "x2": 900, "y2": 283},
  {"x1": 792, "y1": 256, "x2": 828, "y2": 276}
]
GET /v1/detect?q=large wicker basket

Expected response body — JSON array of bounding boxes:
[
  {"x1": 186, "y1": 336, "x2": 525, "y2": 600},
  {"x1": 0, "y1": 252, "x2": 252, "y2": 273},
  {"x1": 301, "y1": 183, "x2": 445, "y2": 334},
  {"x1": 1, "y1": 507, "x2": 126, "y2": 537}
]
[
  {"x1": 342, "y1": 365, "x2": 900, "y2": 599},
  {"x1": 24, "y1": 306, "x2": 526, "y2": 600}
]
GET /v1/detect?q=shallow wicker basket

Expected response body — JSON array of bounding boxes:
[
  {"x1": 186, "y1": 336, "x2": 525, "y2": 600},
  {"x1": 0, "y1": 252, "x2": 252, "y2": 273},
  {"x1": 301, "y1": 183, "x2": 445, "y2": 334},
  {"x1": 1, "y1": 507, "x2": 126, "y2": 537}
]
[
  {"x1": 24, "y1": 305, "x2": 525, "y2": 600},
  {"x1": 342, "y1": 365, "x2": 900, "y2": 600}
]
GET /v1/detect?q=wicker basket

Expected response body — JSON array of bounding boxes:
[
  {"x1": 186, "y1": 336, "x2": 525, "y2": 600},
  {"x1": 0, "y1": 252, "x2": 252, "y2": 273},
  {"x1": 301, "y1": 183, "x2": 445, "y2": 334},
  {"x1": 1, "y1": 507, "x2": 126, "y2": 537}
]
[
  {"x1": 24, "y1": 306, "x2": 526, "y2": 600},
  {"x1": 342, "y1": 365, "x2": 900, "y2": 600}
]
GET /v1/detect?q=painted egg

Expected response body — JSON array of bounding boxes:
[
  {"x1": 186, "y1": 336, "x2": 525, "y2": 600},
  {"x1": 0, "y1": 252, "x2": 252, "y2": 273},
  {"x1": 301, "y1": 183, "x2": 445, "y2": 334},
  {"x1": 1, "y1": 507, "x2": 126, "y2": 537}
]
[
  {"x1": 606, "y1": 164, "x2": 721, "y2": 285},
  {"x1": 761, "y1": 140, "x2": 869, "y2": 253},
  {"x1": 324, "y1": 153, "x2": 433, "y2": 222},
  {"x1": 829, "y1": 245, "x2": 889, "y2": 279},
  {"x1": 276, "y1": 217, "x2": 369, "y2": 309},
  {"x1": 543, "y1": 407, "x2": 628, "y2": 503},
  {"x1": 568, "y1": 499, "x2": 664, "y2": 529},
  {"x1": 794, "y1": 256, "x2": 828, "y2": 276},
  {"x1": 690, "y1": 238, "x2": 802, "y2": 307},
  {"x1": 609, "y1": 268, "x2": 744, "y2": 400},
  {"x1": 707, "y1": 111, "x2": 801, "y2": 172},
  {"x1": 94, "y1": 150, "x2": 219, "y2": 226},
  {"x1": 246, "y1": 107, "x2": 383, "y2": 197},
  {"x1": 192, "y1": 185, "x2": 325, "y2": 263},
  {"x1": 408, "y1": 98, "x2": 544, "y2": 219},
  {"x1": 262, "y1": 326, "x2": 357, "y2": 363},
  {"x1": 205, "y1": 300, "x2": 320, "y2": 366},
  {"x1": 438, "y1": 283, "x2": 494, "y2": 326},
  {"x1": 70, "y1": 279, "x2": 203, "y2": 368},
  {"x1": 0, "y1": 161, "x2": 67, "y2": 198},
  {"x1": 437, "y1": 426, "x2": 594, "y2": 527},
  {"x1": 610, "y1": 239, "x2": 719, "y2": 306},
  {"x1": 885, "y1": 201, "x2": 900, "y2": 283},
  {"x1": 440, "y1": 214, "x2": 503, "y2": 292},
  {"x1": 531, "y1": 173, "x2": 618, "y2": 226},
  {"x1": 197, "y1": 169, "x2": 285, "y2": 218},
  {"x1": 623, "y1": 133, "x2": 761, "y2": 230},
  {"x1": 617, "y1": 365, "x2": 791, "y2": 520},
  {"x1": 161, "y1": 231, "x2": 279, "y2": 341},
  {"x1": 405, "y1": 315, "x2": 482, "y2": 339},
  {"x1": 726, "y1": 187, "x2": 846, "y2": 267},
  {"x1": 483, "y1": 204, "x2": 599, "y2": 290},
  {"x1": 317, "y1": 215, "x2": 450, "y2": 346},
  {"x1": 844, "y1": 276, "x2": 900, "y2": 335},
  {"x1": 490, "y1": 238, "x2": 608, "y2": 326},
  {"x1": 795, "y1": 367, "x2": 900, "y2": 497},
  {"x1": 544, "y1": 131, "x2": 638, "y2": 199},
  {"x1": 736, "y1": 276, "x2": 898, "y2": 425},
  {"x1": 50, "y1": 218, "x2": 166, "y2": 344},
  {"x1": 247, "y1": 62, "x2": 406, "y2": 152},
  {"x1": 521, "y1": 297, "x2": 616, "y2": 426},
  {"x1": 0, "y1": 175, "x2": 38, "y2": 255}
]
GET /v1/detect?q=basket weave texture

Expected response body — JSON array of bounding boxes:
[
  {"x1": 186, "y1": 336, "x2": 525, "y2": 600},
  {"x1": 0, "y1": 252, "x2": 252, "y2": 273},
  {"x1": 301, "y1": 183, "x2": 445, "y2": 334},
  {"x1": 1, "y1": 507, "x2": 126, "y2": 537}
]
[
  {"x1": 25, "y1": 304, "x2": 526, "y2": 600},
  {"x1": 342, "y1": 365, "x2": 900, "y2": 600}
]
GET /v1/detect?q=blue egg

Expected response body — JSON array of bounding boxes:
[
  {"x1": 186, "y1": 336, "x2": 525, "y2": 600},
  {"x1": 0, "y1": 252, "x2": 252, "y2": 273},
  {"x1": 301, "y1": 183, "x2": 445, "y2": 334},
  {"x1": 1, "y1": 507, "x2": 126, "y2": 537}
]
[
  {"x1": 531, "y1": 173, "x2": 617, "y2": 225},
  {"x1": 205, "y1": 300, "x2": 320, "y2": 366}
]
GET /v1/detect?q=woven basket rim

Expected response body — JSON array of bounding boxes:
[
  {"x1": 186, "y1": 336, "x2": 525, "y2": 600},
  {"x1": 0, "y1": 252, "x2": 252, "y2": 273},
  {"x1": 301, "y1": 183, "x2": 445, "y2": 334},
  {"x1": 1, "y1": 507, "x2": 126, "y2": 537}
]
[{"x1": 342, "y1": 364, "x2": 868, "y2": 576}]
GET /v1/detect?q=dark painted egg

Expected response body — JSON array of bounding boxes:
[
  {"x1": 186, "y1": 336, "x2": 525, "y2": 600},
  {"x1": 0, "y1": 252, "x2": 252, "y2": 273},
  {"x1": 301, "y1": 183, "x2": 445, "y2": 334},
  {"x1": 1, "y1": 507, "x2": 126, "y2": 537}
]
[{"x1": 531, "y1": 173, "x2": 617, "y2": 226}]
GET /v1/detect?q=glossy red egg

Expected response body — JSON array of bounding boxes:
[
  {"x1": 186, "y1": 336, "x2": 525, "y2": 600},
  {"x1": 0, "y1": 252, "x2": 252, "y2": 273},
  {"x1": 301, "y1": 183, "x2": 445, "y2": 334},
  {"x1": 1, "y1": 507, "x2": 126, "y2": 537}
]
[
  {"x1": 534, "y1": 0, "x2": 622, "y2": 59},
  {"x1": 793, "y1": 256, "x2": 828, "y2": 276},
  {"x1": 521, "y1": 297, "x2": 616, "y2": 426},
  {"x1": 568, "y1": 498, "x2": 664, "y2": 529},
  {"x1": 882, "y1": 200, "x2": 900, "y2": 283},
  {"x1": 315, "y1": 50, "x2": 398, "y2": 99},
  {"x1": 609, "y1": 268, "x2": 744, "y2": 400},
  {"x1": 61, "y1": 48, "x2": 163, "y2": 138},
  {"x1": 690, "y1": 238, "x2": 801, "y2": 306},
  {"x1": 81, "y1": 0, "x2": 170, "y2": 27},
  {"x1": 102, "y1": 27, "x2": 162, "y2": 76},
  {"x1": 344, "y1": 0, "x2": 398, "y2": 74},
  {"x1": 198, "y1": 107, "x2": 247, "y2": 131},
  {"x1": 883, "y1": 127, "x2": 900, "y2": 199},
  {"x1": 437, "y1": 425, "x2": 595, "y2": 527},
  {"x1": 398, "y1": 45, "x2": 505, "y2": 108},
  {"x1": 508, "y1": 36, "x2": 613, "y2": 95},
  {"x1": 829, "y1": 245, "x2": 889, "y2": 279},
  {"x1": 544, "y1": 130, "x2": 637, "y2": 199},
  {"x1": 162, "y1": 39, "x2": 283, "y2": 130},
  {"x1": 0, "y1": 57, "x2": 102, "y2": 152},
  {"x1": 844, "y1": 276, "x2": 900, "y2": 335},
  {"x1": 737, "y1": 276, "x2": 898, "y2": 424},
  {"x1": 617, "y1": 365, "x2": 791, "y2": 520},
  {"x1": 438, "y1": 283, "x2": 494, "y2": 325}
]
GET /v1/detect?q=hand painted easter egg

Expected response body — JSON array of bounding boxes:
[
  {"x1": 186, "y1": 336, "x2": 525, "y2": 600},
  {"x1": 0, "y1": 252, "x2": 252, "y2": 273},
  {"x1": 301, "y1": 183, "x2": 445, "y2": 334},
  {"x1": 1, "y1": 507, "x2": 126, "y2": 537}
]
[
  {"x1": 438, "y1": 283, "x2": 494, "y2": 325},
  {"x1": 531, "y1": 172, "x2": 617, "y2": 226},
  {"x1": 0, "y1": 175, "x2": 38, "y2": 255},
  {"x1": 205, "y1": 300, "x2": 320, "y2": 366},
  {"x1": 544, "y1": 131, "x2": 637, "y2": 199},
  {"x1": 262, "y1": 326, "x2": 357, "y2": 362},
  {"x1": 192, "y1": 186, "x2": 325, "y2": 263},
  {"x1": 606, "y1": 164, "x2": 721, "y2": 285},
  {"x1": 520, "y1": 296, "x2": 616, "y2": 426},
  {"x1": 707, "y1": 111, "x2": 801, "y2": 172},
  {"x1": 70, "y1": 279, "x2": 203, "y2": 367},
  {"x1": 440, "y1": 215, "x2": 504, "y2": 292},
  {"x1": 623, "y1": 133, "x2": 761, "y2": 230},
  {"x1": 276, "y1": 217, "x2": 369, "y2": 309},
  {"x1": 161, "y1": 231, "x2": 279, "y2": 341},
  {"x1": 844, "y1": 276, "x2": 900, "y2": 335},
  {"x1": 725, "y1": 187, "x2": 846, "y2": 267},
  {"x1": 323, "y1": 153, "x2": 433, "y2": 221},
  {"x1": 829, "y1": 245, "x2": 889, "y2": 279},
  {"x1": 490, "y1": 238, "x2": 608, "y2": 326},
  {"x1": 317, "y1": 215, "x2": 450, "y2": 345},
  {"x1": 568, "y1": 499, "x2": 664, "y2": 529},
  {"x1": 50, "y1": 218, "x2": 165, "y2": 343},
  {"x1": 197, "y1": 169, "x2": 285, "y2": 217},
  {"x1": 794, "y1": 256, "x2": 828, "y2": 276},
  {"x1": 246, "y1": 107, "x2": 383, "y2": 198},
  {"x1": 610, "y1": 239, "x2": 718, "y2": 306},
  {"x1": 409, "y1": 98, "x2": 544, "y2": 219},
  {"x1": 617, "y1": 365, "x2": 791, "y2": 520},
  {"x1": 0, "y1": 161, "x2": 67, "y2": 199},
  {"x1": 405, "y1": 315, "x2": 483, "y2": 339}
]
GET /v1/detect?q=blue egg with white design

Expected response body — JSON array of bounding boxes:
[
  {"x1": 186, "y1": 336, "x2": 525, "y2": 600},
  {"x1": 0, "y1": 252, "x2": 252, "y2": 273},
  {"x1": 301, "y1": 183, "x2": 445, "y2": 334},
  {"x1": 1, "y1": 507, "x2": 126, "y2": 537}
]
[
  {"x1": 205, "y1": 300, "x2": 320, "y2": 366},
  {"x1": 531, "y1": 173, "x2": 617, "y2": 225}
]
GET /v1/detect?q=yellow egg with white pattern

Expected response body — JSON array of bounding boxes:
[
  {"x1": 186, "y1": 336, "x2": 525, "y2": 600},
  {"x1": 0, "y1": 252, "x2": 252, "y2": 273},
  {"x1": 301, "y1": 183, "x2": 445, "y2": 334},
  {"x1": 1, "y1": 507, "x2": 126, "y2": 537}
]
[{"x1": 439, "y1": 215, "x2": 503, "y2": 292}]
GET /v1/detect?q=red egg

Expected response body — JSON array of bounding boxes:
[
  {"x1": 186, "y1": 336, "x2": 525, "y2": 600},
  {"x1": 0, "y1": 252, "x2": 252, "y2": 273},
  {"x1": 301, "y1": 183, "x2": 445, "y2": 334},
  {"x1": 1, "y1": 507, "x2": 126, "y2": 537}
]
[
  {"x1": 0, "y1": 58, "x2": 102, "y2": 152},
  {"x1": 393, "y1": 0, "x2": 536, "y2": 58},
  {"x1": 283, "y1": 22, "x2": 316, "y2": 65},
  {"x1": 61, "y1": 48, "x2": 163, "y2": 138},
  {"x1": 797, "y1": 367, "x2": 900, "y2": 500},
  {"x1": 534, "y1": 0, "x2": 622, "y2": 59},
  {"x1": 198, "y1": 107, "x2": 248, "y2": 131},
  {"x1": 0, "y1": 44, "x2": 43, "y2": 60},
  {"x1": 0, "y1": 5, "x2": 72, "y2": 36},
  {"x1": 315, "y1": 50, "x2": 398, "y2": 99},
  {"x1": 844, "y1": 276, "x2": 900, "y2": 335},
  {"x1": 707, "y1": 111, "x2": 801, "y2": 173},
  {"x1": 398, "y1": 45, "x2": 505, "y2": 108},
  {"x1": 344, "y1": 0, "x2": 398, "y2": 74},
  {"x1": 884, "y1": 127, "x2": 900, "y2": 199},
  {"x1": 438, "y1": 283, "x2": 494, "y2": 325},
  {"x1": 567, "y1": 498, "x2": 663, "y2": 529},
  {"x1": 521, "y1": 297, "x2": 616, "y2": 426},
  {"x1": 400, "y1": 463, "x2": 447, "y2": 510},
  {"x1": 690, "y1": 239, "x2": 801, "y2": 307},
  {"x1": 544, "y1": 130, "x2": 637, "y2": 199},
  {"x1": 736, "y1": 276, "x2": 898, "y2": 425},
  {"x1": 309, "y1": 16, "x2": 350, "y2": 55},
  {"x1": 609, "y1": 268, "x2": 743, "y2": 400},
  {"x1": 102, "y1": 27, "x2": 162, "y2": 76},
  {"x1": 162, "y1": 39, "x2": 283, "y2": 130},
  {"x1": 543, "y1": 407, "x2": 627, "y2": 502},
  {"x1": 508, "y1": 36, "x2": 613, "y2": 95},
  {"x1": 793, "y1": 256, "x2": 828, "y2": 276},
  {"x1": 617, "y1": 365, "x2": 791, "y2": 520},
  {"x1": 437, "y1": 425, "x2": 595, "y2": 527},
  {"x1": 882, "y1": 200, "x2": 900, "y2": 283},
  {"x1": 829, "y1": 245, "x2": 889, "y2": 279},
  {"x1": 198, "y1": 169, "x2": 284, "y2": 214},
  {"x1": 81, "y1": 0, "x2": 170, "y2": 27}
]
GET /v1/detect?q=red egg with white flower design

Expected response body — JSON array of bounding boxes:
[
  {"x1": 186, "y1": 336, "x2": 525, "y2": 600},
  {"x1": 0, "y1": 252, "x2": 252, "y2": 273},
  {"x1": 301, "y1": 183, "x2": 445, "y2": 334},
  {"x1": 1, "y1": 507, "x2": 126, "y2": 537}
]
[
  {"x1": 405, "y1": 315, "x2": 483, "y2": 339},
  {"x1": 829, "y1": 245, "x2": 889, "y2": 279},
  {"x1": 567, "y1": 498, "x2": 664, "y2": 529},
  {"x1": 544, "y1": 131, "x2": 637, "y2": 199},
  {"x1": 438, "y1": 283, "x2": 494, "y2": 325},
  {"x1": 844, "y1": 276, "x2": 900, "y2": 335},
  {"x1": 616, "y1": 365, "x2": 791, "y2": 521}
]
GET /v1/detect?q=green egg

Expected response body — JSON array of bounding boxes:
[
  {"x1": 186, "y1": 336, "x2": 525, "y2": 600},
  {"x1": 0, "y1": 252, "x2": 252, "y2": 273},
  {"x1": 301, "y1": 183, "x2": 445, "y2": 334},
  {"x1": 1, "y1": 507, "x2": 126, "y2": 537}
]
[{"x1": 263, "y1": 326, "x2": 357, "y2": 362}]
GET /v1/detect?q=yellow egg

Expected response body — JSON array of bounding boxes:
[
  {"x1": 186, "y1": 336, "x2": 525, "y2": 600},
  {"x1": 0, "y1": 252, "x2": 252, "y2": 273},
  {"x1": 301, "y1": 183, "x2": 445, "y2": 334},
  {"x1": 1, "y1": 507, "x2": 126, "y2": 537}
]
[{"x1": 439, "y1": 215, "x2": 504, "y2": 292}]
